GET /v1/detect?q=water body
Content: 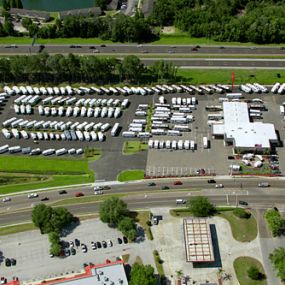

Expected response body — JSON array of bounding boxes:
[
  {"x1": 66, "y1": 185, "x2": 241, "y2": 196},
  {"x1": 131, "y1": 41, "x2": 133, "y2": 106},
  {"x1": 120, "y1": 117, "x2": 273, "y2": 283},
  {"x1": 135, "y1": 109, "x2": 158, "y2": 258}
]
[{"x1": 21, "y1": 0, "x2": 95, "y2": 12}]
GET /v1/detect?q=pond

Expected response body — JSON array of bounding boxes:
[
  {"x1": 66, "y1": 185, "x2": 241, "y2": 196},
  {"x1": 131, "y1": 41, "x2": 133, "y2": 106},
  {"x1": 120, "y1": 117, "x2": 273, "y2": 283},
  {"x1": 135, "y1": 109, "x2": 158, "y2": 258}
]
[{"x1": 21, "y1": 0, "x2": 95, "y2": 12}]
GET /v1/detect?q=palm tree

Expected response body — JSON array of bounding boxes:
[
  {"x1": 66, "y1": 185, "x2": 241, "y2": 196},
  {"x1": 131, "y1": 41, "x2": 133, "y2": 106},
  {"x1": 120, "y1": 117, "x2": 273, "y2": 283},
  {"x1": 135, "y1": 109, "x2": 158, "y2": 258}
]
[{"x1": 176, "y1": 270, "x2": 183, "y2": 279}]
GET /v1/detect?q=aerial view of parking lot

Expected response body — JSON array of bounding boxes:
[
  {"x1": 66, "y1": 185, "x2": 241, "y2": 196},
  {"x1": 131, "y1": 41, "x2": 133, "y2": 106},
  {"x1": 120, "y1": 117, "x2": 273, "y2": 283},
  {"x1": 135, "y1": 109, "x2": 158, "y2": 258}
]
[{"x1": 1, "y1": 0, "x2": 285, "y2": 285}]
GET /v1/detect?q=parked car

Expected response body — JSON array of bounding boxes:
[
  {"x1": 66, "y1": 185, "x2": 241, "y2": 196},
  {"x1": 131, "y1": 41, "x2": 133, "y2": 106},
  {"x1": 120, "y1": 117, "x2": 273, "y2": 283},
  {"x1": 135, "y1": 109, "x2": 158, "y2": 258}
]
[
  {"x1": 71, "y1": 248, "x2": 76, "y2": 255},
  {"x1": 5, "y1": 258, "x2": 11, "y2": 267},
  {"x1": 81, "y1": 244, "x2": 87, "y2": 253},
  {"x1": 258, "y1": 182, "x2": 270, "y2": 187},
  {"x1": 107, "y1": 240, "x2": 113, "y2": 247},
  {"x1": 64, "y1": 249, "x2": 70, "y2": 257},
  {"x1": 208, "y1": 179, "x2": 216, "y2": 183},
  {"x1": 91, "y1": 241, "x2": 97, "y2": 250},
  {"x1": 59, "y1": 190, "x2": 67, "y2": 195},
  {"x1": 69, "y1": 241, "x2": 74, "y2": 248},
  {"x1": 215, "y1": 184, "x2": 224, "y2": 188},
  {"x1": 239, "y1": 200, "x2": 248, "y2": 206},
  {"x1": 173, "y1": 181, "x2": 182, "y2": 185},
  {"x1": 2, "y1": 197, "x2": 11, "y2": 202},
  {"x1": 102, "y1": 241, "x2": 107, "y2": 248},
  {"x1": 96, "y1": 241, "x2": 102, "y2": 248},
  {"x1": 123, "y1": 236, "x2": 128, "y2": 244},
  {"x1": 148, "y1": 182, "x2": 156, "y2": 186},
  {"x1": 75, "y1": 192, "x2": 84, "y2": 197},
  {"x1": 75, "y1": 239, "x2": 80, "y2": 247},
  {"x1": 117, "y1": 237, "x2": 123, "y2": 244},
  {"x1": 28, "y1": 193, "x2": 38, "y2": 199}
]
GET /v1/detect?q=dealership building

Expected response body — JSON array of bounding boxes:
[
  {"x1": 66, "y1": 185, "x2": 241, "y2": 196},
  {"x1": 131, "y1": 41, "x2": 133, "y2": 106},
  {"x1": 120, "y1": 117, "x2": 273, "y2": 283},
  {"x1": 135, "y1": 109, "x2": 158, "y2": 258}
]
[{"x1": 212, "y1": 102, "x2": 278, "y2": 152}]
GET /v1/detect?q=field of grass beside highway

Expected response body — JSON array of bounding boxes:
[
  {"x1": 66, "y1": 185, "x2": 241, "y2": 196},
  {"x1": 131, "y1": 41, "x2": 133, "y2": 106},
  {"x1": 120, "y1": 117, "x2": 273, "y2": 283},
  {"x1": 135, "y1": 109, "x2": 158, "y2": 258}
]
[
  {"x1": 0, "y1": 156, "x2": 95, "y2": 194},
  {"x1": 117, "y1": 169, "x2": 145, "y2": 182},
  {"x1": 176, "y1": 69, "x2": 285, "y2": 85}
]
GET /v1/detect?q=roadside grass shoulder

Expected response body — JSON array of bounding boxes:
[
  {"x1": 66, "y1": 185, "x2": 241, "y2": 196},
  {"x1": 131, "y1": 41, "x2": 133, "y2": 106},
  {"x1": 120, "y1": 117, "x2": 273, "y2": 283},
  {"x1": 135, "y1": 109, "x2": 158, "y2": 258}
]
[
  {"x1": 0, "y1": 223, "x2": 36, "y2": 236},
  {"x1": 176, "y1": 69, "x2": 285, "y2": 85},
  {"x1": 117, "y1": 169, "x2": 145, "y2": 182},
  {"x1": 234, "y1": 256, "x2": 267, "y2": 285}
]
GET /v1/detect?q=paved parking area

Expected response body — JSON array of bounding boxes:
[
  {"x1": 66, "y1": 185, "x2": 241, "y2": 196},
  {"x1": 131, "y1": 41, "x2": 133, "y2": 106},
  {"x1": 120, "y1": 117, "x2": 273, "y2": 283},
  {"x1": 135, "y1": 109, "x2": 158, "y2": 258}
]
[
  {"x1": 0, "y1": 219, "x2": 155, "y2": 283},
  {"x1": 151, "y1": 207, "x2": 262, "y2": 285}
]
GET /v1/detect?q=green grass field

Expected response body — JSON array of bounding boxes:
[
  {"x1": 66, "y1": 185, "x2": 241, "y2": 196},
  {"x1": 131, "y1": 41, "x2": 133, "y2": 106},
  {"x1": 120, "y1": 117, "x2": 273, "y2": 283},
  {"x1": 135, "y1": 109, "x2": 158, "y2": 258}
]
[
  {"x1": 122, "y1": 141, "x2": 148, "y2": 155},
  {"x1": 0, "y1": 223, "x2": 36, "y2": 236},
  {"x1": 0, "y1": 156, "x2": 95, "y2": 194},
  {"x1": 176, "y1": 69, "x2": 285, "y2": 85},
  {"x1": 218, "y1": 211, "x2": 257, "y2": 242},
  {"x1": 234, "y1": 257, "x2": 267, "y2": 285},
  {"x1": 117, "y1": 169, "x2": 145, "y2": 182}
]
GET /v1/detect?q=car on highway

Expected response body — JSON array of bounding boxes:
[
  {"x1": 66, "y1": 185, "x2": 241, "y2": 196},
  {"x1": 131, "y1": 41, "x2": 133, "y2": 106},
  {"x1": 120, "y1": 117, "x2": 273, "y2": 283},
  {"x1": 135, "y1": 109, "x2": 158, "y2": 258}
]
[
  {"x1": 41, "y1": 197, "x2": 49, "y2": 201},
  {"x1": 100, "y1": 44, "x2": 106, "y2": 47},
  {"x1": 94, "y1": 186, "x2": 104, "y2": 191},
  {"x1": 58, "y1": 190, "x2": 67, "y2": 195},
  {"x1": 215, "y1": 184, "x2": 224, "y2": 188},
  {"x1": 75, "y1": 192, "x2": 84, "y2": 197},
  {"x1": 93, "y1": 49, "x2": 100, "y2": 53},
  {"x1": 192, "y1": 47, "x2": 198, "y2": 51},
  {"x1": 148, "y1": 182, "x2": 156, "y2": 186},
  {"x1": 208, "y1": 179, "x2": 216, "y2": 183},
  {"x1": 258, "y1": 182, "x2": 270, "y2": 187},
  {"x1": 70, "y1": 45, "x2": 81, "y2": 48},
  {"x1": 239, "y1": 200, "x2": 248, "y2": 206},
  {"x1": 173, "y1": 181, "x2": 183, "y2": 185},
  {"x1": 161, "y1": 186, "x2": 170, "y2": 190},
  {"x1": 2, "y1": 197, "x2": 11, "y2": 202},
  {"x1": 28, "y1": 193, "x2": 38, "y2": 199},
  {"x1": 89, "y1": 46, "x2": 96, "y2": 49},
  {"x1": 5, "y1": 44, "x2": 17, "y2": 48},
  {"x1": 94, "y1": 190, "x2": 103, "y2": 195}
]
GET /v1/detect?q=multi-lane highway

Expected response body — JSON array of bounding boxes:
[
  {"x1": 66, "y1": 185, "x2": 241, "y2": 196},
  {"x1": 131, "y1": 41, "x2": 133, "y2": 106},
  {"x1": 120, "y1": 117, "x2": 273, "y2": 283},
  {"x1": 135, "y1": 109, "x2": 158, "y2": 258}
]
[
  {"x1": 0, "y1": 177, "x2": 284, "y2": 225},
  {"x1": 1, "y1": 44, "x2": 285, "y2": 55}
]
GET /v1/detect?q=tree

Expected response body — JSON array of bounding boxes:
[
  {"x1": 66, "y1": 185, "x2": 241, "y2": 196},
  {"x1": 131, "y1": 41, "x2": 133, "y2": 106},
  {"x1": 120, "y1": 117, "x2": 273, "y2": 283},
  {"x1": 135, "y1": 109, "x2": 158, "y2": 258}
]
[
  {"x1": 264, "y1": 209, "x2": 285, "y2": 237},
  {"x1": 186, "y1": 196, "x2": 216, "y2": 217},
  {"x1": 3, "y1": 18, "x2": 14, "y2": 35},
  {"x1": 130, "y1": 263, "x2": 157, "y2": 285},
  {"x1": 247, "y1": 266, "x2": 262, "y2": 280},
  {"x1": 50, "y1": 241, "x2": 62, "y2": 256},
  {"x1": 118, "y1": 217, "x2": 137, "y2": 241},
  {"x1": 233, "y1": 208, "x2": 250, "y2": 219},
  {"x1": 48, "y1": 232, "x2": 60, "y2": 244},
  {"x1": 99, "y1": 197, "x2": 129, "y2": 226},
  {"x1": 121, "y1": 55, "x2": 145, "y2": 83},
  {"x1": 95, "y1": 0, "x2": 109, "y2": 10},
  {"x1": 269, "y1": 247, "x2": 285, "y2": 281},
  {"x1": 2, "y1": 0, "x2": 10, "y2": 10}
]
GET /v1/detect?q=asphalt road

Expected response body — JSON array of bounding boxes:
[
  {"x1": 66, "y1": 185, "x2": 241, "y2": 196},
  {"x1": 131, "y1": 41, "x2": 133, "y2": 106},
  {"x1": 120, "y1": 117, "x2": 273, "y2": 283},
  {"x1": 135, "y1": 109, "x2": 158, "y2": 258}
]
[
  {"x1": 0, "y1": 190, "x2": 284, "y2": 226},
  {"x1": 1, "y1": 44, "x2": 285, "y2": 55}
]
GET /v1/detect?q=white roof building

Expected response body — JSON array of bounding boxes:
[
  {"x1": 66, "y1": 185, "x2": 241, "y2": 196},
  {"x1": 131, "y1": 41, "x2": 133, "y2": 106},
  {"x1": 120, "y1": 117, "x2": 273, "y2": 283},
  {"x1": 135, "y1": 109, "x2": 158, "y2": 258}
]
[{"x1": 212, "y1": 102, "x2": 278, "y2": 149}]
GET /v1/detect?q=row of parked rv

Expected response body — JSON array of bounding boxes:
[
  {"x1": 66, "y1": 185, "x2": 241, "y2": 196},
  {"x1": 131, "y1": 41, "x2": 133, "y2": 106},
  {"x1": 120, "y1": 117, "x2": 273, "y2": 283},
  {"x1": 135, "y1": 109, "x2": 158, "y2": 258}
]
[
  {"x1": 240, "y1": 83, "x2": 268, "y2": 94},
  {"x1": 3, "y1": 117, "x2": 113, "y2": 132},
  {"x1": 0, "y1": 144, "x2": 84, "y2": 156},
  {"x1": 148, "y1": 139, "x2": 195, "y2": 150},
  {"x1": 4, "y1": 84, "x2": 232, "y2": 98},
  {"x1": 37, "y1": 106, "x2": 122, "y2": 118},
  {"x1": 271, "y1": 83, "x2": 285, "y2": 94},
  {"x1": 2, "y1": 128, "x2": 106, "y2": 142}
]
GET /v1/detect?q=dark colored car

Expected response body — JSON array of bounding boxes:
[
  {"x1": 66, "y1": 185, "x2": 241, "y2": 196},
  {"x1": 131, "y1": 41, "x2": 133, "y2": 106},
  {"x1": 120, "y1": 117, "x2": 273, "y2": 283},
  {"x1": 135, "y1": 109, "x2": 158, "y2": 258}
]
[
  {"x1": 5, "y1": 258, "x2": 11, "y2": 267},
  {"x1": 59, "y1": 190, "x2": 67, "y2": 195},
  {"x1": 71, "y1": 248, "x2": 76, "y2": 255},
  {"x1": 195, "y1": 45, "x2": 201, "y2": 48},
  {"x1": 75, "y1": 192, "x2": 84, "y2": 197},
  {"x1": 208, "y1": 179, "x2": 216, "y2": 183},
  {"x1": 89, "y1": 46, "x2": 96, "y2": 49},
  {"x1": 96, "y1": 241, "x2": 102, "y2": 248},
  {"x1": 117, "y1": 237, "x2": 123, "y2": 244},
  {"x1": 239, "y1": 200, "x2": 248, "y2": 206},
  {"x1": 41, "y1": 197, "x2": 49, "y2": 201},
  {"x1": 173, "y1": 181, "x2": 182, "y2": 185},
  {"x1": 148, "y1": 182, "x2": 156, "y2": 186},
  {"x1": 123, "y1": 236, "x2": 128, "y2": 244},
  {"x1": 75, "y1": 238, "x2": 80, "y2": 247},
  {"x1": 100, "y1": 44, "x2": 106, "y2": 47},
  {"x1": 102, "y1": 241, "x2": 107, "y2": 248},
  {"x1": 192, "y1": 47, "x2": 198, "y2": 51},
  {"x1": 228, "y1": 155, "x2": 235, "y2": 160},
  {"x1": 161, "y1": 186, "x2": 170, "y2": 190}
]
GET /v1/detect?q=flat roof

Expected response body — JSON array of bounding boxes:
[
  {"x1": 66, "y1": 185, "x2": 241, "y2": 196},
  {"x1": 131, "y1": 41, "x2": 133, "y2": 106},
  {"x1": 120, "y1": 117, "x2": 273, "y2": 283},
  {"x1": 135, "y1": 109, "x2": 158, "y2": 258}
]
[
  {"x1": 183, "y1": 218, "x2": 214, "y2": 262},
  {"x1": 212, "y1": 102, "x2": 277, "y2": 148},
  {"x1": 35, "y1": 261, "x2": 128, "y2": 285}
]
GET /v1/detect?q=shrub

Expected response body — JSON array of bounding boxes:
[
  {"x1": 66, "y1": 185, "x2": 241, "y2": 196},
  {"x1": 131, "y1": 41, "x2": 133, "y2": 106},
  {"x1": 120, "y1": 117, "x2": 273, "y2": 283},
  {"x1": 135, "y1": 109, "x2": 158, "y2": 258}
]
[
  {"x1": 233, "y1": 208, "x2": 251, "y2": 219},
  {"x1": 247, "y1": 266, "x2": 263, "y2": 280}
]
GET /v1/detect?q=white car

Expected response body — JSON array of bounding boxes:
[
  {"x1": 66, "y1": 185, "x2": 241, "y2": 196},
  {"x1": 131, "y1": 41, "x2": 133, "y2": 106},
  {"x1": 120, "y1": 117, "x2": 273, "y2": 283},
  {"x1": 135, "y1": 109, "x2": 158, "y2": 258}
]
[
  {"x1": 94, "y1": 186, "x2": 104, "y2": 191},
  {"x1": 94, "y1": 190, "x2": 103, "y2": 195},
  {"x1": 107, "y1": 240, "x2": 113, "y2": 247},
  {"x1": 215, "y1": 184, "x2": 224, "y2": 188},
  {"x1": 2, "y1": 197, "x2": 11, "y2": 202},
  {"x1": 27, "y1": 193, "x2": 38, "y2": 199}
]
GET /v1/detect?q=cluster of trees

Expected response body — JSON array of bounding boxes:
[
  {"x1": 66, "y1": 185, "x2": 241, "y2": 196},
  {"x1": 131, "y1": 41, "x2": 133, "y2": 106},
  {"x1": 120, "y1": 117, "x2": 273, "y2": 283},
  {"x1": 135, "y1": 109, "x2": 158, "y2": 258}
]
[
  {"x1": 247, "y1": 266, "x2": 265, "y2": 281},
  {"x1": 130, "y1": 263, "x2": 157, "y2": 285},
  {"x1": 32, "y1": 204, "x2": 75, "y2": 256},
  {"x1": 264, "y1": 208, "x2": 285, "y2": 237},
  {"x1": 0, "y1": 53, "x2": 177, "y2": 84},
  {"x1": 20, "y1": 12, "x2": 155, "y2": 43},
  {"x1": 269, "y1": 247, "x2": 285, "y2": 281},
  {"x1": 2, "y1": 0, "x2": 23, "y2": 9},
  {"x1": 99, "y1": 197, "x2": 137, "y2": 241},
  {"x1": 151, "y1": 0, "x2": 285, "y2": 44},
  {"x1": 186, "y1": 196, "x2": 216, "y2": 217}
]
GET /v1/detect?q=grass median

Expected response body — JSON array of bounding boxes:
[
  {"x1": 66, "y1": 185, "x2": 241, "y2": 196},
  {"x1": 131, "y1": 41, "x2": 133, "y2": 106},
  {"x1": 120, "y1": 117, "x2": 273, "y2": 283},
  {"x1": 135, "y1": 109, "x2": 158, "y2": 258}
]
[
  {"x1": 0, "y1": 156, "x2": 95, "y2": 194},
  {"x1": 234, "y1": 256, "x2": 267, "y2": 285},
  {"x1": 122, "y1": 141, "x2": 148, "y2": 155},
  {"x1": 117, "y1": 169, "x2": 145, "y2": 182}
]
